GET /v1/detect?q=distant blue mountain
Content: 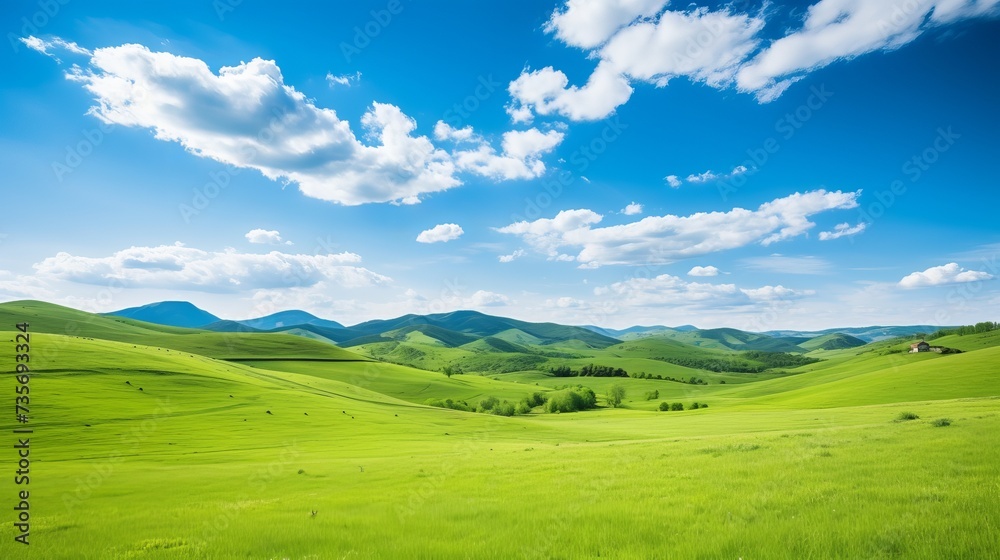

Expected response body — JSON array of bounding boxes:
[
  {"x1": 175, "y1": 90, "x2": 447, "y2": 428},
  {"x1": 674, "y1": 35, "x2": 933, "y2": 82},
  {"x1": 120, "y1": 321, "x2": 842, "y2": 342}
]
[
  {"x1": 238, "y1": 310, "x2": 344, "y2": 331},
  {"x1": 581, "y1": 324, "x2": 698, "y2": 338},
  {"x1": 108, "y1": 301, "x2": 220, "y2": 328}
]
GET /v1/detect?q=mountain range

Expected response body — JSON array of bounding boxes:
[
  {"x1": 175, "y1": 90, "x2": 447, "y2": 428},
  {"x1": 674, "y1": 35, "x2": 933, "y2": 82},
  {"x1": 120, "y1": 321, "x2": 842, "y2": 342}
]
[{"x1": 104, "y1": 300, "x2": 948, "y2": 369}]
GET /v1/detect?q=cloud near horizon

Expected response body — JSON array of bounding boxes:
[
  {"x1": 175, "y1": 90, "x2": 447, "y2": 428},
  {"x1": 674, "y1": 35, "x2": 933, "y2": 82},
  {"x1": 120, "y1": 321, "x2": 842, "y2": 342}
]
[
  {"x1": 497, "y1": 189, "x2": 860, "y2": 267},
  {"x1": 32, "y1": 243, "x2": 390, "y2": 292}
]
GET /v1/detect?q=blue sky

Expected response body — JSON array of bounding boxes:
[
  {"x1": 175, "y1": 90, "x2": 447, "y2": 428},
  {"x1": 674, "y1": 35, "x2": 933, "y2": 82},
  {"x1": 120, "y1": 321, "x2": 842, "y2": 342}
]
[{"x1": 1, "y1": 0, "x2": 998, "y2": 330}]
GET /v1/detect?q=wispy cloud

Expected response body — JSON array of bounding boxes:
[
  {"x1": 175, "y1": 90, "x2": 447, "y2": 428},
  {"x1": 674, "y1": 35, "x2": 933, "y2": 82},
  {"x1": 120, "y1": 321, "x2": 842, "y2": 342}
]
[
  {"x1": 326, "y1": 71, "x2": 361, "y2": 87},
  {"x1": 508, "y1": 1, "x2": 1000, "y2": 121},
  {"x1": 497, "y1": 190, "x2": 860, "y2": 267},
  {"x1": 819, "y1": 222, "x2": 866, "y2": 241},
  {"x1": 33, "y1": 243, "x2": 388, "y2": 291},
  {"x1": 741, "y1": 254, "x2": 832, "y2": 275}
]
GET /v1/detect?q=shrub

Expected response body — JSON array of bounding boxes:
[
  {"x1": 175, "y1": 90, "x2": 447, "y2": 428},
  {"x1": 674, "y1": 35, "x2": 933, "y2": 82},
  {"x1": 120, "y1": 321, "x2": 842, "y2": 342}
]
[
  {"x1": 477, "y1": 396, "x2": 500, "y2": 413},
  {"x1": 644, "y1": 390, "x2": 659, "y2": 401},
  {"x1": 690, "y1": 402, "x2": 700, "y2": 410},
  {"x1": 896, "y1": 412, "x2": 920, "y2": 421},
  {"x1": 931, "y1": 418, "x2": 952, "y2": 427},
  {"x1": 658, "y1": 401, "x2": 670, "y2": 411},
  {"x1": 493, "y1": 401, "x2": 516, "y2": 417},
  {"x1": 606, "y1": 383, "x2": 627, "y2": 408},
  {"x1": 525, "y1": 392, "x2": 547, "y2": 408},
  {"x1": 545, "y1": 388, "x2": 598, "y2": 413},
  {"x1": 670, "y1": 402, "x2": 684, "y2": 411},
  {"x1": 515, "y1": 401, "x2": 532, "y2": 415}
]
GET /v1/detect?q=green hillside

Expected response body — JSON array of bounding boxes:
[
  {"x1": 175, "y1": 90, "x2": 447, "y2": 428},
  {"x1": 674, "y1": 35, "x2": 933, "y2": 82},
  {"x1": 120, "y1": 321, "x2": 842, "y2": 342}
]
[
  {"x1": 0, "y1": 301, "x2": 997, "y2": 559},
  {"x1": 800, "y1": 332, "x2": 868, "y2": 351}
]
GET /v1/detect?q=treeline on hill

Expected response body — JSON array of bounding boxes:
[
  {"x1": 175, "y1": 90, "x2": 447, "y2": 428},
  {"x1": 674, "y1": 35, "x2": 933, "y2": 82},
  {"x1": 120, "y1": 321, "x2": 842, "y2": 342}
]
[
  {"x1": 656, "y1": 351, "x2": 818, "y2": 373},
  {"x1": 425, "y1": 392, "x2": 548, "y2": 416},
  {"x1": 930, "y1": 321, "x2": 999, "y2": 338},
  {"x1": 549, "y1": 364, "x2": 628, "y2": 377},
  {"x1": 425, "y1": 386, "x2": 600, "y2": 415}
]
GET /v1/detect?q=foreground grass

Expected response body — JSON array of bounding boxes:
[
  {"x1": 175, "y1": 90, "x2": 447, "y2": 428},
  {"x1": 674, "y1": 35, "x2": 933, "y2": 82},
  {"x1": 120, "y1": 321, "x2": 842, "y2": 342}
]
[{"x1": 0, "y1": 321, "x2": 997, "y2": 558}]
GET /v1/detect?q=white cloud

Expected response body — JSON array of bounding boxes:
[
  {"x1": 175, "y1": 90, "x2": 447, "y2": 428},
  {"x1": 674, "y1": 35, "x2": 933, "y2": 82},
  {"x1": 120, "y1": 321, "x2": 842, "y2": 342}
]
[
  {"x1": 326, "y1": 71, "x2": 361, "y2": 87},
  {"x1": 687, "y1": 265, "x2": 719, "y2": 277},
  {"x1": 416, "y1": 223, "x2": 464, "y2": 244},
  {"x1": 33, "y1": 243, "x2": 389, "y2": 291},
  {"x1": 819, "y1": 222, "x2": 867, "y2": 241},
  {"x1": 40, "y1": 41, "x2": 562, "y2": 206},
  {"x1": 433, "y1": 121, "x2": 476, "y2": 142},
  {"x1": 498, "y1": 249, "x2": 526, "y2": 263},
  {"x1": 544, "y1": 0, "x2": 669, "y2": 49},
  {"x1": 506, "y1": 62, "x2": 633, "y2": 123},
  {"x1": 736, "y1": 0, "x2": 1000, "y2": 99},
  {"x1": 510, "y1": 1, "x2": 1000, "y2": 121},
  {"x1": 20, "y1": 36, "x2": 90, "y2": 61},
  {"x1": 497, "y1": 190, "x2": 860, "y2": 267},
  {"x1": 468, "y1": 290, "x2": 511, "y2": 307},
  {"x1": 545, "y1": 296, "x2": 587, "y2": 308},
  {"x1": 508, "y1": 6, "x2": 763, "y2": 121},
  {"x1": 245, "y1": 229, "x2": 290, "y2": 245},
  {"x1": 594, "y1": 273, "x2": 812, "y2": 310},
  {"x1": 686, "y1": 170, "x2": 719, "y2": 183},
  {"x1": 898, "y1": 262, "x2": 994, "y2": 289},
  {"x1": 449, "y1": 126, "x2": 564, "y2": 180},
  {"x1": 681, "y1": 165, "x2": 750, "y2": 185},
  {"x1": 740, "y1": 285, "x2": 815, "y2": 301},
  {"x1": 622, "y1": 202, "x2": 643, "y2": 215},
  {"x1": 664, "y1": 174, "x2": 682, "y2": 188}
]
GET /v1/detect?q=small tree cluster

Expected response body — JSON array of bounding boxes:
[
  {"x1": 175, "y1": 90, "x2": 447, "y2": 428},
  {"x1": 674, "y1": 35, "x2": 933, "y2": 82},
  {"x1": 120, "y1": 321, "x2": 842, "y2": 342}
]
[
  {"x1": 658, "y1": 402, "x2": 688, "y2": 411},
  {"x1": 644, "y1": 390, "x2": 660, "y2": 400},
  {"x1": 545, "y1": 387, "x2": 598, "y2": 413},
  {"x1": 606, "y1": 383, "x2": 626, "y2": 408},
  {"x1": 930, "y1": 321, "x2": 999, "y2": 338},
  {"x1": 548, "y1": 364, "x2": 628, "y2": 378}
]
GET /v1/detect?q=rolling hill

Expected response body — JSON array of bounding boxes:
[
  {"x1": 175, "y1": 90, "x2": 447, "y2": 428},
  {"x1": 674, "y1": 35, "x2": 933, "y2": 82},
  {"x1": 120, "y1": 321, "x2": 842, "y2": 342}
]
[
  {"x1": 0, "y1": 299, "x2": 997, "y2": 559},
  {"x1": 238, "y1": 309, "x2": 345, "y2": 330},
  {"x1": 799, "y1": 332, "x2": 868, "y2": 351},
  {"x1": 107, "y1": 300, "x2": 221, "y2": 328}
]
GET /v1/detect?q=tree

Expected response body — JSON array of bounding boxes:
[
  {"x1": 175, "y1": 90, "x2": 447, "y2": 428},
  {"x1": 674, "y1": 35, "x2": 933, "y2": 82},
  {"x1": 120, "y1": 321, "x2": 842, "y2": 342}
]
[
  {"x1": 658, "y1": 401, "x2": 670, "y2": 411},
  {"x1": 606, "y1": 383, "x2": 626, "y2": 408}
]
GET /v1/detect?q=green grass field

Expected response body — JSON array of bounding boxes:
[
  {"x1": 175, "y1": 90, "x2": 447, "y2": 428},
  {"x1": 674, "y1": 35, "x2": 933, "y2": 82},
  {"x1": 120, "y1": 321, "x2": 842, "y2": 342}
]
[{"x1": 1, "y1": 301, "x2": 998, "y2": 559}]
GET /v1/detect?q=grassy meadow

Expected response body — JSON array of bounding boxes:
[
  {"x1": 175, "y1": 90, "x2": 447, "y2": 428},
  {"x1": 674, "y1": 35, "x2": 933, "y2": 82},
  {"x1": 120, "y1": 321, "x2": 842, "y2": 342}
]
[{"x1": 0, "y1": 301, "x2": 998, "y2": 559}]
